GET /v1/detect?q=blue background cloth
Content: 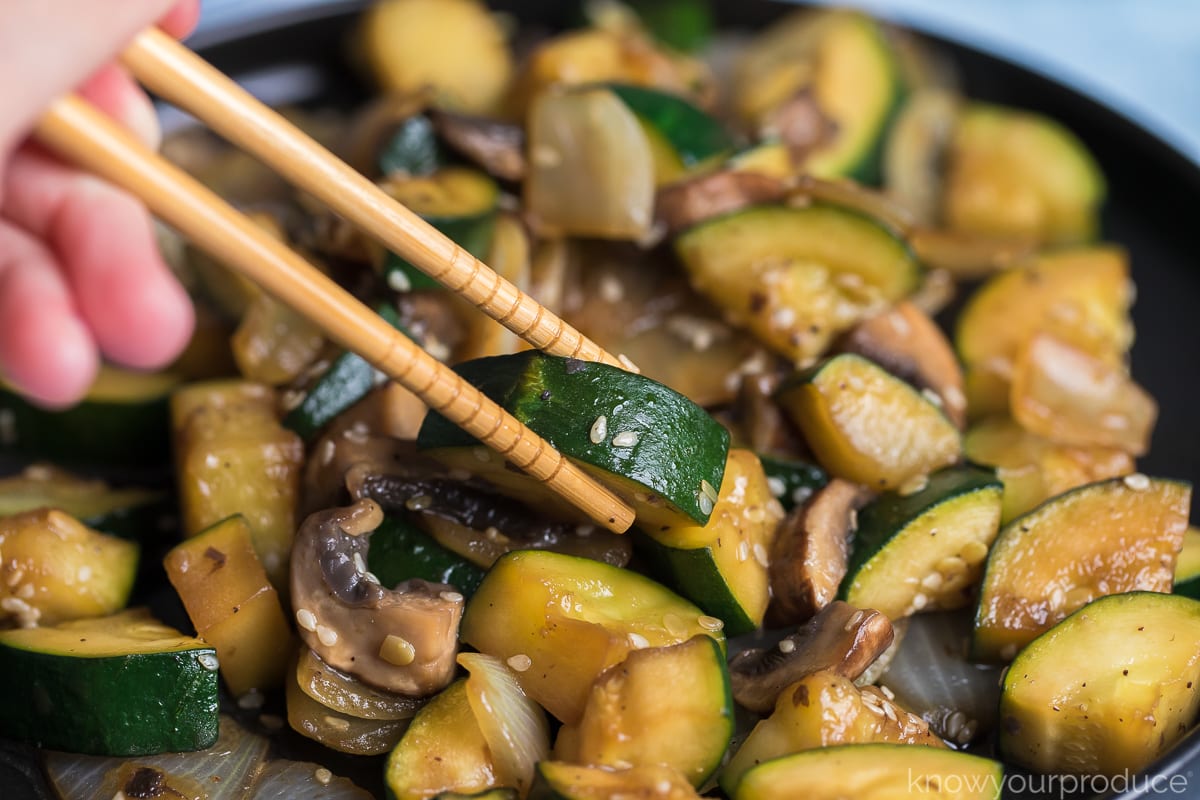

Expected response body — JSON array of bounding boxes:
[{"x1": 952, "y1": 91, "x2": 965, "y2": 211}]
[{"x1": 195, "y1": 0, "x2": 1200, "y2": 164}]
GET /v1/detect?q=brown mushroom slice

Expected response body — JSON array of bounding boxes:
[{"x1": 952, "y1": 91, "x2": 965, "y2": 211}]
[
  {"x1": 430, "y1": 109, "x2": 526, "y2": 181},
  {"x1": 759, "y1": 89, "x2": 838, "y2": 165},
  {"x1": 767, "y1": 479, "x2": 873, "y2": 626},
  {"x1": 656, "y1": 169, "x2": 789, "y2": 235},
  {"x1": 837, "y1": 301, "x2": 967, "y2": 428},
  {"x1": 728, "y1": 369, "x2": 807, "y2": 457},
  {"x1": 290, "y1": 498, "x2": 463, "y2": 696},
  {"x1": 729, "y1": 601, "x2": 894, "y2": 714}
]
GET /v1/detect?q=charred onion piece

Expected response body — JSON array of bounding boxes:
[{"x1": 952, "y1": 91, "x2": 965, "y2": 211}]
[
  {"x1": 767, "y1": 479, "x2": 873, "y2": 626},
  {"x1": 656, "y1": 169, "x2": 788, "y2": 235},
  {"x1": 430, "y1": 109, "x2": 527, "y2": 181},
  {"x1": 290, "y1": 498, "x2": 463, "y2": 695},
  {"x1": 837, "y1": 301, "x2": 967, "y2": 428},
  {"x1": 729, "y1": 601, "x2": 894, "y2": 713}
]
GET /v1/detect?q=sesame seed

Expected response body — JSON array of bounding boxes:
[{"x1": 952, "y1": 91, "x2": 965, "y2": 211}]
[
  {"x1": 237, "y1": 690, "x2": 265, "y2": 710},
  {"x1": 700, "y1": 479, "x2": 719, "y2": 503},
  {"x1": 15, "y1": 583, "x2": 33, "y2": 600},
  {"x1": 883, "y1": 703, "x2": 898, "y2": 722},
  {"x1": 342, "y1": 427, "x2": 368, "y2": 444},
  {"x1": 898, "y1": 474, "x2": 929, "y2": 496},
  {"x1": 943, "y1": 385, "x2": 966, "y2": 410},
  {"x1": 387, "y1": 269, "x2": 413, "y2": 292},
  {"x1": 280, "y1": 389, "x2": 306, "y2": 412},
  {"x1": 353, "y1": 552, "x2": 368, "y2": 574},
  {"x1": 575, "y1": 524, "x2": 595, "y2": 537},
  {"x1": 698, "y1": 492, "x2": 714, "y2": 516},
  {"x1": 405, "y1": 494, "x2": 433, "y2": 511},
  {"x1": 1101, "y1": 413, "x2": 1130, "y2": 430},
  {"x1": 599, "y1": 274, "x2": 624, "y2": 303},
  {"x1": 752, "y1": 543, "x2": 769, "y2": 568},
  {"x1": 921, "y1": 573, "x2": 944, "y2": 590},
  {"x1": 296, "y1": 608, "x2": 318, "y2": 632},
  {"x1": 778, "y1": 639, "x2": 796, "y2": 653},
  {"x1": 440, "y1": 591, "x2": 464, "y2": 603},
  {"x1": 920, "y1": 388, "x2": 944, "y2": 408},
  {"x1": 865, "y1": 702, "x2": 885, "y2": 716},
  {"x1": 627, "y1": 633, "x2": 650, "y2": 649},
  {"x1": 656, "y1": 780, "x2": 673, "y2": 794},
  {"x1": 316, "y1": 625, "x2": 340, "y2": 647},
  {"x1": 744, "y1": 506, "x2": 766, "y2": 523},
  {"x1": 197, "y1": 652, "x2": 220, "y2": 672},
  {"x1": 791, "y1": 486, "x2": 814, "y2": 506},
  {"x1": 736, "y1": 540, "x2": 750, "y2": 563},
  {"x1": 767, "y1": 476, "x2": 787, "y2": 498},
  {"x1": 1123, "y1": 473, "x2": 1151, "y2": 491},
  {"x1": 379, "y1": 634, "x2": 416, "y2": 666},
  {"x1": 880, "y1": 685, "x2": 895, "y2": 700},
  {"x1": 507, "y1": 654, "x2": 532, "y2": 672},
  {"x1": 698, "y1": 615, "x2": 724, "y2": 631},
  {"x1": 319, "y1": 439, "x2": 336, "y2": 466},
  {"x1": 912, "y1": 593, "x2": 929, "y2": 611},
  {"x1": 323, "y1": 715, "x2": 351, "y2": 732},
  {"x1": 611, "y1": 430, "x2": 640, "y2": 448},
  {"x1": 314, "y1": 767, "x2": 333, "y2": 786},
  {"x1": 589, "y1": 415, "x2": 608, "y2": 444},
  {"x1": 5, "y1": 569, "x2": 23, "y2": 588}
]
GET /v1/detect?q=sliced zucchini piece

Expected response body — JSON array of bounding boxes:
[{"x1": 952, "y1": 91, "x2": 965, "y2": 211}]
[
  {"x1": 999, "y1": 592, "x2": 1200, "y2": 776},
  {"x1": 529, "y1": 762, "x2": 701, "y2": 800},
  {"x1": 172, "y1": 381, "x2": 305, "y2": 588},
  {"x1": 380, "y1": 167, "x2": 499, "y2": 292},
  {"x1": 0, "y1": 465, "x2": 165, "y2": 540},
  {"x1": 777, "y1": 354, "x2": 961, "y2": 490},
  {"x1": 758, "y1": 454, "x2": 828, "y2": 511},
  {"x1": 361, "y1": 0, "x2": 513, "y2": 115},
  {"x1": 963, "y1": 415, "x2": 1134, "y2": 523},
  {"x1": 734, "y1": 9, "x2": 902, "y2": 182},
  {"x1": 368, "y1": 514, "x2": 485, "y2": 597},
  {"x1": 841, "y1": 465, "x2": 1002, "y2": 620},
  {"x1": 1174, "y1": 527, "x2": 1200, "y2": 599},
  {"x1": 556, "y1": 635, "x2": 733, "y2": 786},
  {"x1": 721, "y1": 669, "x2": 945, "y2": 794},
  {"x1": 608, "y1": 83, "x2": 733, "y2": 183},
  {"x1": 0, "y1": 509, "x2": 138, "y2": 628},
  {"x1": 630, "y1": 0, "x2": 713, "y2": 53},
  {"x1": 163, "y1": 515, "x2": 293, "y2": 696},
  {"x1": 285, "y1": 652, "x2": 409, "y2": 756},
  {"x1": 0, "y1": 609, "x2": 219, "y2": 755},
  {"x1": 637, "y1": 449, "x2": 784, "y2": 636},
  {"x1": 460, "y1": 550, "x2": 723, "y2": 724},
  {"x1": 232, "y1": 294, "x2": 325, "y2": 386},
  {"x1": 674, "y1": 205, "x2": 921, "y2": 363},
  {"x1": 282, "y1": 302, "x2": 408, "y2": 441},
  {"x1": 385, "y1": 679, "x2": 497, "y2": 800},
  {"x1": 0, "y1": 365, "x2": 179, "y2": 466},
  {"x1": 944, "y1": 103, "x2": 1105, "y2": 245},
  {"x1": 954, "y1": 246, "x2": 1132, "y2": 394},
  {"x1": 379, "y1": 113, "x2": 444, "y2": 178},
  {"x1": 417, "y1": 351, "x2": 729, "y2": 529},
  {"x1": 736, "y1": 744, "x2": 1003, "y2": 800},
  {"x1": 973, "y1": 477, "x2": 1190, "y2": 662}
]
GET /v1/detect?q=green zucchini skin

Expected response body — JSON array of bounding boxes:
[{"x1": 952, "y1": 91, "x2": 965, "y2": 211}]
[
  {"x1": 608, "y1": 83, "x2": 733, "y2": 168},
  {"x1": 0, "y1": 618, "x2": 219, "y2": 756},
  {"x1": 368, "y1": 514, "x2": 485, "y2": 596},
  {"x1": 282, "y1": 302, "x2": 407, "y2": 441},
  {"x1": 379, "y1": 114, "x2": 444, "y2": 177},
  {"x1": 758, "y1": 454, "x2": 828, "y2": 511},
  {"x1": 636, "y1": 533, "x2": 756, "y2": 636},
  {"x1": 384, "y1": 213, "x2": 496, "y2": 292},
  {"x1": 418, "y1": 352, "x2": 729, "y2": 527}
]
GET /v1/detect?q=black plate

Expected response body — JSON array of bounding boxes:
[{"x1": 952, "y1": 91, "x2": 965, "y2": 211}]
[{"x1": 8, "y1": 2, "x2": 1200, "y2": 798}]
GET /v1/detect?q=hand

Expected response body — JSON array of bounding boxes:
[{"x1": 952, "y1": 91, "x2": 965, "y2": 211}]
[{"x1": 0, "y1": 0, "x2": 200, "y2": 408}]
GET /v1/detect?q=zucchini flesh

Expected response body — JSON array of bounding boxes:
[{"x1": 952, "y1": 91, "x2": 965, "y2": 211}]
[
  {"x1": 637, "y1": 449, "x2": 784, "y2": 635},
  {"x1": 674, "y1": 205, "x2": 920, "y2": 363},
  {"x1": 999, "y1": 592, "x2": 1200, "y2": 776},
  {"x1": 529, "y1": 762, "x2": 701, "y2": 800},
  {"x1": 736, "y1": 744, "x2": 1003, "y2": 800},
  {"x1": 842, "y1": 465, "x2": 1002, "y2": 619},
  {"x1": 460, "y1": 550, "x2": 722, "y2": 725},
  {"x1": 556, "y1": 635, "x2": 733, "y2": 787},
  {"x1": 973, "y1": 476, "x2": 1190, "y2": 662},
  {"x1": 0, "y1": 609, "x2": 219, "y2": 755},
  {"x1": 0, "y1": 466, "x2": 164, "y2": 541},
  {"x1": 417, "y1": 351, "x2": 729, "y2": 529},
  {"x1": 777, "y1": 353, "x2": 961, "y2": 490}
]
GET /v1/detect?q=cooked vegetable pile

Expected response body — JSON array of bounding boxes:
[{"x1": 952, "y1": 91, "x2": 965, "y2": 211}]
[{"x1": 1, "y1": 1, "x2": 1196, "y2": 798}]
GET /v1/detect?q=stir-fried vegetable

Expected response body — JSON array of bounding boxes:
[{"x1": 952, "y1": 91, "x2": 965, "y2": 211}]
[{"x1": 0, "y1": 1, "x2": 1194, "y2": 797}]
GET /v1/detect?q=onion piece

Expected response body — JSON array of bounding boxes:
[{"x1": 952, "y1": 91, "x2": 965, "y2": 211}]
[
  {"x1": 295, "y1": 646, "x2": 426, "y2": 721},
  {"x1": 882, "y1": 88, "x2": 961, "y2": 225},
  {"x1": 789, "y1": 174, "x2": 917, "y2": 235},
  {"x1": 286, "y1": 665, "x2": 411, "y2": 755},
  {"x1": 910, "y1": 226, "x2": 1038, "y2": 280},
  {"x1": 878, "y1": 610, "x2": 1002, "y2": 747},
  {"x1": 525, "y1": 88, "x2": 656, "y2": 240},
  {"x1": 250, "y1": 759, "x2": 373, "y2": 799},
  {"x1": 458, "y1": 652, "x2": 551, "y2": 796},
  {"x1": 45, "y1": 715, "x2": 268, "y2": 800}
]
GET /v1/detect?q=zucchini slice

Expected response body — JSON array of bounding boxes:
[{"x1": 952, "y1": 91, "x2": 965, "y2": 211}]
[
  {"x1": 944, "y1": 103, "x2": 1105, "y2": 245},
  {"x1": 0, "y1": 465, "x2": 165, "y2": 541},
  {"x1": 460, "y1": 550, "x2": 723, "y2": 725},
  {"x1": 529, "y1": 762, "x2": 701, "y2": 800},
  {"x1": 637, "y1": 449, "x2": 784, "y2": 635},
  {"x1": 385, "y1": 679, "x2": 497, "y2": 800},
  {"x1": 734, "y1": 9, "x2": 902, "y2": 182},
  {"x1": 608, "y1": 83, "x2": 733, "y2": 183},
  {"x1": 556, "y1": 635, "x2": 733, "y2": 786},
  {"x1": 368, "y1": 514, "x2": 485, "y2": 597},
  {"x1": 973, "y1": 476, "x2": 1190, "y2": 662},
  {"x1": 999, "y1": 592, "x2": 1200, "y2": 777},
  {"x1": 674, "y1": 204, "x2": 921, "y2": 364},
  {"x1": 0, "y1": 508, "x2": 139, "y2": 628},
  {"x1": 842, "y1": 465, "x2": 1002, "y2": 620},
  {"x1": 417, "y1": 351, "x2": 730, "y2": 529},
  {"x1": 736, "y1": 745, "x2": 1003, "y2": 800},
  {"x1": 0, "y1": 365, "x2": 179, "y2": 466},
  {"x1": 758, "y1": 454, "x2": 828, "y2": 511},
  {"x1": 380, "y1": 167, "x2": 499, "y2": 292},
  {"x1": 777, "y1": 354, "x2": 961, "y2": 490},
  {"x1": 1174, "y1": 527, "x2": 1200, "y2": 599},
  {"x1": 721, "y1": 669, "x2": 945, "y2": 795},
  {"x1": 0, "y1": 609, "x2": 219, "y2": 755},
  {"x1": 163, "y1": 515, "x2": 293, "y2": 696}
]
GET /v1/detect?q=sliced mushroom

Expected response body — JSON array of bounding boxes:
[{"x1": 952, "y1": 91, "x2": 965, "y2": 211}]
[
  {"x1": 656, "y1": 169, "x2": 789, "y2": 235},
  {"x1": 430, "y1": 110, "x2": 527, "y2": 181},
  {"x1": 759, "y1": 88, "x2": 838, "y2": 165},
  {"x1": 767, "y1": 478, "x2": 873, "y2": 626},
  {"x1": 729, "y1": 601, "x2": 894, "y2": 713},
  {"x1": 729, "y1": 369, "x2": 807, "y2": 457},
  {"x1": 836, "y1": 301, "x2": 966, "y2": 428},
  {"x1": 290, "y1": 498, "x2": 463, "y2": 696}
]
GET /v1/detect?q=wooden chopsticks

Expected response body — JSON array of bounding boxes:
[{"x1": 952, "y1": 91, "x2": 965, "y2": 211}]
[
  {"x1": 122, "y1": 28, "x2": 624, "y2": 369},
  {"x1": 34, "y1": 95, "x2": 635, "y2": 534}
]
